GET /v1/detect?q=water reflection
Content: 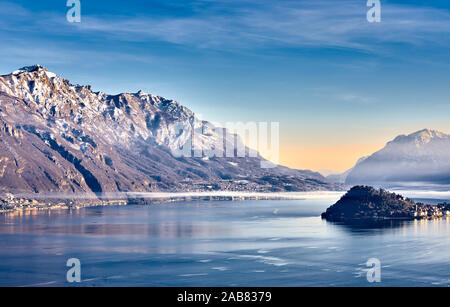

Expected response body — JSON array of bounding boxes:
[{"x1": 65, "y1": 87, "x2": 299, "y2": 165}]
[
  {"x1": 1, "y1": 199, "x2": 450, "y2": 286},
  {"x1": 0, "y1": 219, "x2": 228, "y2": 238},
  {"x1": 325, "y1": 219, "x2": 412, "y2": 234},
  {"x1": 326, "y1": 217, "x2": 450, "y2": 237}
]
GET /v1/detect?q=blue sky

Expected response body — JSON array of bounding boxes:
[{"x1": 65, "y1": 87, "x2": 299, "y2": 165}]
[{"x1": 1, "y1": 0, "x2": 450, "y2": 171}]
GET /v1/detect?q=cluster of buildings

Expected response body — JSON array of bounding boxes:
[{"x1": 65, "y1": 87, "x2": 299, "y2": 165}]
[
  {"x1": 0, "y1": 194, "x2": 47, "y2": 213},
  {"x1": 0, "y1": 193, "x2": 127, "y2": 214},
  {"x1": 413, "y1": 203, "x2": 450, "y2": 219}
]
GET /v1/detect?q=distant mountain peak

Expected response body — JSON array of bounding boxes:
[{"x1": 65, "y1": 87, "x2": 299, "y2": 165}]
[
  {"x1": 11, "y1": 65, "x2": 57, "y2": 79},
  {"x1": 136, "y1": 90, "x2": 148, "y2": 96},
  {"x1": 13, "y1": 64, "x2": 47, "y2": 73},
  {"x1": 409, "y1": 128, "x2": 447, "y2": 138},
  {"x1": 345, "y1": 128, "x2": 450, "y2": 188},
  {"x1": 391, "y1": 129, "x2": 448, "y2": 146}
]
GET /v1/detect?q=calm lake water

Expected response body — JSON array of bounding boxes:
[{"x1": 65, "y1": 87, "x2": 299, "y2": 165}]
[{"x1": 0, "y1": 197, "x2": 449, "y2": 287}]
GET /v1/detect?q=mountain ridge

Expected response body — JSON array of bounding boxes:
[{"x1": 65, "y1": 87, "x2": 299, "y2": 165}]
[
  {"x1": 0, "y1": 65, "x2": 340, "y2": 196},
  {"x1": 344, "y1": 129, "x2": 450, "y2": 188}
]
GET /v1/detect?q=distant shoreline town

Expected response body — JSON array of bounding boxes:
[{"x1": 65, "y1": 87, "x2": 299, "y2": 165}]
[
  {"x1": 0, "y1": 191, "x2": 343, "y2": 214},
  {"x1": 0, "y1": 193, "x2": 128, "y2": 214}
]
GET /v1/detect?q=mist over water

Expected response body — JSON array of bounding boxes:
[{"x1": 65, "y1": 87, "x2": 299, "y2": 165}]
[{"x1": 6, "y1": 191, "x2": 346, "y2": 200}]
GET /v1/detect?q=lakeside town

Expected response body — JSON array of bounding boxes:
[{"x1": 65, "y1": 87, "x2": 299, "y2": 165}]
[
  {"x1": 0, "y1": 191, "x2": 314, "y2": 215},
  {"x1": 0, "y1": 193, "x2": 127, "y2": 214}
]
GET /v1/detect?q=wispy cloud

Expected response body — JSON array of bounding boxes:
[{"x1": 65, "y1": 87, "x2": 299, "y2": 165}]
[
  {"x1": 2, "y1": 0, "x2": 450, "y2": 54},
  {"x1": 336, "y1": 93, "x2": 376, "y2": 105},
  {"x1": 62, "y1": 0, "x2": 450, "y2": 51},
  {"x1": 311, "y1": 87, "x2": 377, "y2": 105}
]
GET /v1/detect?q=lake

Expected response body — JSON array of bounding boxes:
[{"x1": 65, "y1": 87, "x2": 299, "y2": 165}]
[{"x1": 1, "y1": 196, "x2": 449, "y2": 287}]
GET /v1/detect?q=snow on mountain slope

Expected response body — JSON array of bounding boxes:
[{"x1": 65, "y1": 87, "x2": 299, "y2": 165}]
[
  {"x1": 345, "y1": 129, "x2": 450, "y2": 188},
  {"x1": 0, "y1": 65, "x2": 339, "y2": 195}
]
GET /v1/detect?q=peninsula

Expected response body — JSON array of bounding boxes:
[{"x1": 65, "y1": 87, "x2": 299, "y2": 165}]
[{"x1": 321, "y1": 186, "x2": 450, "y2": 222}]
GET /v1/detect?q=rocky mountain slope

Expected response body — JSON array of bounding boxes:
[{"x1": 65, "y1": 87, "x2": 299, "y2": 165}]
[
  {"x1": 345, "y1": 129, "x2": 450, "y2": 188},
  {"x1": 0, "y1": 65, "x2": 339, "y2": 196}
]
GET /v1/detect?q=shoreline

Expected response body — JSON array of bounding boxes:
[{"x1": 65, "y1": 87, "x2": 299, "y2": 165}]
[
  {"x1": 323, "y1": 215, "x2": 450, "y2": 223},
  {"x1": 0, "y1": 191, "x2": 346, "y2": 215}
]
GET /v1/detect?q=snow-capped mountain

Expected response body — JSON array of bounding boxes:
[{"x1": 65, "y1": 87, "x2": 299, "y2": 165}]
[
  {"x1": 345, "y1": 129, "x2": 450, "y2": 188},
  {"x1": 0, "y1": 65, "x2": 338, "y2": 195}
]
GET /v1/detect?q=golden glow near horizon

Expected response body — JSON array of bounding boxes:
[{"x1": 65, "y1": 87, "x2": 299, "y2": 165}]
[
  {"x1": 240, "y1": 130, "x2": 385, "y2": 173},
  {"x1": 239, "y1": 124, "x2": 450, "y2": 174},
  {"x1": 278, "y1": 143, "x2": 385, "y2": 173},
  {"x1": 273, "y1": 125, "x2": 450, "y2": 173}
]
